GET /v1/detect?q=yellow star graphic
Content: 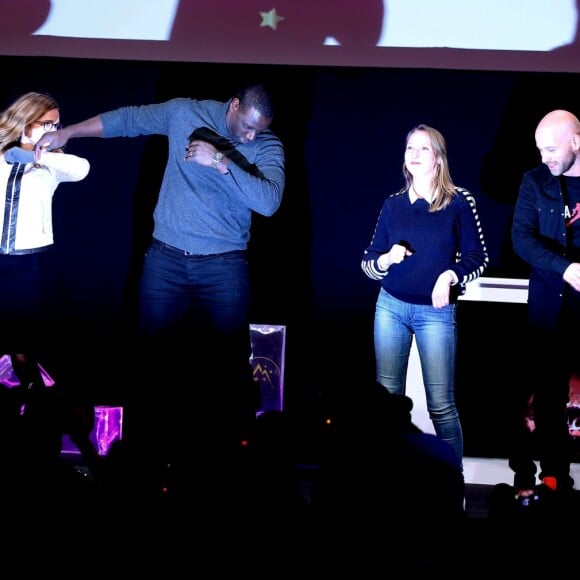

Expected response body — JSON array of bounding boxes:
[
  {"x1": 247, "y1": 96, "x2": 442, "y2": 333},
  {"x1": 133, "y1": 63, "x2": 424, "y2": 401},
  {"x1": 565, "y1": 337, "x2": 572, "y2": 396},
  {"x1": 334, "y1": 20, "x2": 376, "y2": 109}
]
[{"x1": 260, "y1": 8, "x2": 285, "y2": 31}]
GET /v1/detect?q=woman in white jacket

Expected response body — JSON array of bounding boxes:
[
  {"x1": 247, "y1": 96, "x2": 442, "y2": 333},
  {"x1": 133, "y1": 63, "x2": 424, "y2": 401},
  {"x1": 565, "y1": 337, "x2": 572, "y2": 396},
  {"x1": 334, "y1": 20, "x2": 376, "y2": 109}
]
[{"x1": 0, "y1": 91, "x2": 90, "y2": 398}]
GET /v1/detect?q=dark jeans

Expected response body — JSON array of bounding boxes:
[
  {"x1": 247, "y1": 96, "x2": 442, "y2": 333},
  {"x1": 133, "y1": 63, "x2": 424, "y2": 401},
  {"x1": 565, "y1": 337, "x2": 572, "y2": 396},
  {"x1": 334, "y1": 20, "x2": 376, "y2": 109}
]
[
  {"x1": 138, "y1": 239, "x2": 250, "y2": 341},
  {"x1": 130, "y1": 239, "x2": 256, "y2": 460},
  {"x1": 508, "y1": 297, "x2": 579, "y2": 491}
]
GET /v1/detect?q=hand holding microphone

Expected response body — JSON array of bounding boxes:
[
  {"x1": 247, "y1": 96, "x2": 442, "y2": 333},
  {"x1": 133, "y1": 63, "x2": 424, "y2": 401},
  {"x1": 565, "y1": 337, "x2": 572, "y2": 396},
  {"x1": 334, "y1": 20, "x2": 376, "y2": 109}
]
[
  {"x1": 378, "y1": 240, "x2": 415, "y2": 269},
  {"x1": 390, "y1": 240, "x2": 415, "y2": 264}
]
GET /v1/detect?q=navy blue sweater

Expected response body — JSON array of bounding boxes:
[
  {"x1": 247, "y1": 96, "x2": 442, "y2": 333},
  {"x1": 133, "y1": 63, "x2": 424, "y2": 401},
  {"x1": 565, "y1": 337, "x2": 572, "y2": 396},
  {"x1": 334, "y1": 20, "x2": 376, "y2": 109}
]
[{"x1": 361, "y1": 188, "x2": 489, "y2": 305}]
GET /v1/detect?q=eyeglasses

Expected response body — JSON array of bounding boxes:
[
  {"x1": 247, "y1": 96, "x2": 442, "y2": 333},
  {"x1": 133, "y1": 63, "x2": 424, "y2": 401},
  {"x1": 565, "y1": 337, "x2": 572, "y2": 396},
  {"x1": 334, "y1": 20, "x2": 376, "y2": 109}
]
[{"x1": 35, "y1": 120, "x2": 62, "y2": 131}]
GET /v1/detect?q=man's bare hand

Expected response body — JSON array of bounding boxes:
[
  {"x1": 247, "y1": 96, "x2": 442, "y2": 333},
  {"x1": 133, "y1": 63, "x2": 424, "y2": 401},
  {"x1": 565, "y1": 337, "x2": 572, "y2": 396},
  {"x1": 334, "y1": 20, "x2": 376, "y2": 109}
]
[
  {"x1": 563, "y1": 262, "x2": 580, "y2": 292},
  {"x1": 34, "y1": 130, "x2": 66, "y2": 159},
  {"x1": 184, "y1": 140, "x2": 217, "y2": 165}
]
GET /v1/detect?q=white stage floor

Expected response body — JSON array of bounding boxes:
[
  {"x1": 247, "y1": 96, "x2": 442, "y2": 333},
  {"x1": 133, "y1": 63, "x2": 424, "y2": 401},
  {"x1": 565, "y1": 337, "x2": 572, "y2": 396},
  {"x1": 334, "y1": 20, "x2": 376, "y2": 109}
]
[{"x1": 464, "y1": 456, "x2": 580, "y2": 486}]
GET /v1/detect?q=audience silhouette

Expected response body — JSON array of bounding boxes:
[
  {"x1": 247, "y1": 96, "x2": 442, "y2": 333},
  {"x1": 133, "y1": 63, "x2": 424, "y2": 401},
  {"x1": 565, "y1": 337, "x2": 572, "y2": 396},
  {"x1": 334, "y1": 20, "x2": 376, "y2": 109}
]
[
  {"x1": 6, "y1": 367, "x2": 580, "y2": 571},
  {"x1": 310, "y1": 378, "x2": 465, "y2": 571}
]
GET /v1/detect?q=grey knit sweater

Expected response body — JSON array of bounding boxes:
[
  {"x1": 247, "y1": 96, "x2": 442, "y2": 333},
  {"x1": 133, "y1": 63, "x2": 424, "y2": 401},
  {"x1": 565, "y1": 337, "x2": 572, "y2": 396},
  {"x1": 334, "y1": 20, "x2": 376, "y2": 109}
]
[{"x1": 101, "y1": 97, "x2": 285, "y2": 254}]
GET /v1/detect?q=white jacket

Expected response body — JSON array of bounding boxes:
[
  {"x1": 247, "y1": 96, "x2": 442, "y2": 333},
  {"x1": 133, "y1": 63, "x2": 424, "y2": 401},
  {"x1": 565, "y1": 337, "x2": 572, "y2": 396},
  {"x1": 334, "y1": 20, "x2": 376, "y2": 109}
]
[{"x1": 0, "y1": 151, "x2": 90, "y2": 253}]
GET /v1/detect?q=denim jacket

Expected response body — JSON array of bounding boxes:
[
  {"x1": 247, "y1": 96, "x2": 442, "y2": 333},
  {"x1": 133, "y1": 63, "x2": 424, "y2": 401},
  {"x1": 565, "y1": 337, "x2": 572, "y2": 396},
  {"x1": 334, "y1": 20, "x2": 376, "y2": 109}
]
[{"x1": 512, "y1": 163, "x2": 571, "y2": 329}]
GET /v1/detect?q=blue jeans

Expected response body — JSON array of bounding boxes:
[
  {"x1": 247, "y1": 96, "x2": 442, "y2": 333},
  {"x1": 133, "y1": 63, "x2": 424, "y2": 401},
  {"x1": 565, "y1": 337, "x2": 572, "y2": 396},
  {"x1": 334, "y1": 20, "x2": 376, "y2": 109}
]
[{"x1": 374, "y1": 288, "x2": 462, "y2": 465}]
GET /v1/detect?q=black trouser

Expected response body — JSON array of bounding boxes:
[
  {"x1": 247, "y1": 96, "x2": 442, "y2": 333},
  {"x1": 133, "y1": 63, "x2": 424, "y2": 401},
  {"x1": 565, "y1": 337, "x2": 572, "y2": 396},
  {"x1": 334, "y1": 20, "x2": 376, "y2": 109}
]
[{"x1": 508, "y1": 299, "x2": 579, "y2": 490}]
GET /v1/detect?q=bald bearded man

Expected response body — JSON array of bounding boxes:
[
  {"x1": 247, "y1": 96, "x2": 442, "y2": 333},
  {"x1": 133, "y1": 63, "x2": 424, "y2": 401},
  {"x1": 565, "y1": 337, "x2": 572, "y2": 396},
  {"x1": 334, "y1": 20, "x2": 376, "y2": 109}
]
[{"x1": 509, "y1": 109, "x2": 580, "y2": 501}]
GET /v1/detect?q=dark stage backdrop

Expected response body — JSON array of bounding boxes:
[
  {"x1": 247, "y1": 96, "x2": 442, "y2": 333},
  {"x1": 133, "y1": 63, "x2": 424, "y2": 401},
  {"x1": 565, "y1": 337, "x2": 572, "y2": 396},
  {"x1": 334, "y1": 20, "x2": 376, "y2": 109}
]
[{"x1": 1, "y1": 52, "x2": 579, "y2": 459}]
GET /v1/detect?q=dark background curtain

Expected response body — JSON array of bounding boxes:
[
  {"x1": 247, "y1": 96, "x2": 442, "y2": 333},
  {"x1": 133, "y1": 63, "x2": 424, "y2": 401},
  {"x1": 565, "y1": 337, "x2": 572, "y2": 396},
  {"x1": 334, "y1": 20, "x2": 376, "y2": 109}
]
[{"x1": 2, "y1": 56, "x2": 578, "y2": 459}]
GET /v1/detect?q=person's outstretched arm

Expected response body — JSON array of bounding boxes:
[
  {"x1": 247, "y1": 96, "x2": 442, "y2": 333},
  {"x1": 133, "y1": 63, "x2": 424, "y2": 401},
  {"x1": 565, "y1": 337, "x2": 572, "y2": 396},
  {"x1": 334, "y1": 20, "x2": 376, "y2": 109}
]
[{"x1": 34, "y1": 115, "x2": 104, "y2": 158}]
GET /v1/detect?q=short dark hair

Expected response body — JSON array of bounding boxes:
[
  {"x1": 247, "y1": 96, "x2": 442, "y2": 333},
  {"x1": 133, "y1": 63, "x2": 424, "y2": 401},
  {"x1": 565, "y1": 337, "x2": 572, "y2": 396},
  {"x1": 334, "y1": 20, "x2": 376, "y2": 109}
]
[{"x1": 235, "y1": 83, "x2": 275, "y2": 118}]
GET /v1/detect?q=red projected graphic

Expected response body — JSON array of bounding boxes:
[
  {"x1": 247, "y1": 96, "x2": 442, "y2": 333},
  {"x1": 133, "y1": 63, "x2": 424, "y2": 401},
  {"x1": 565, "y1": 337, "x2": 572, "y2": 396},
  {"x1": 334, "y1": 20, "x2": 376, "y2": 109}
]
[
  {"x1": 570, "y1": 373, "x2": 580, "y2": 439},
  {"x1": 1, "y1": 0, "x2": 50, "y2": 36},
  {"x1": 0, "y1": 1, "x2": 579, "y2": 71}
]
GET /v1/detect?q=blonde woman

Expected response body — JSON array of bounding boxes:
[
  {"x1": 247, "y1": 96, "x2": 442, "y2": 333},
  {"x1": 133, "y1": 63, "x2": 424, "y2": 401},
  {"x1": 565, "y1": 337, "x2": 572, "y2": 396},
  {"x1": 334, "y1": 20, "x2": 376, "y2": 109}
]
[
  {"x1": 0, "y1": 91, "x2": 89, "y2": 395},
  {"x1": 361, "y1": 124, "x2": 489, "y2": 471}
]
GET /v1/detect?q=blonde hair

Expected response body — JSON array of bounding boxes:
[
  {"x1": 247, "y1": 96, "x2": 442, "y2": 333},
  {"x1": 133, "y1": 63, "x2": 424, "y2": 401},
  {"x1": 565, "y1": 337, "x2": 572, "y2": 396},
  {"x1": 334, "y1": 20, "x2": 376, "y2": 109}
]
[
  {"x1": 0, "y1": 91, "x2": 63, "y2": 154},
  {"x1": 401, "y1": 124, "x2": 457, "y2": 212}
]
